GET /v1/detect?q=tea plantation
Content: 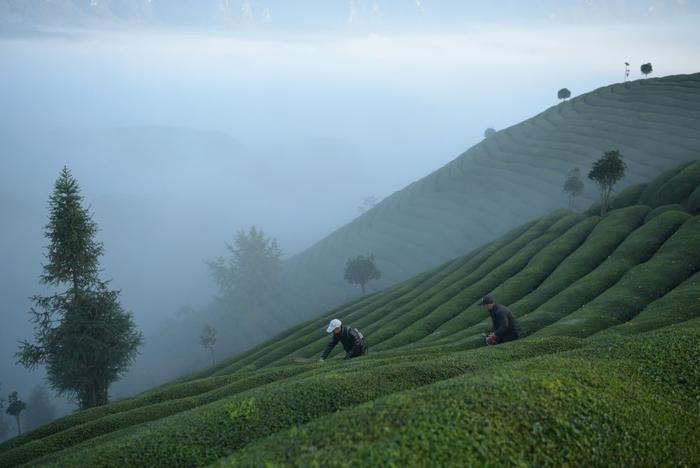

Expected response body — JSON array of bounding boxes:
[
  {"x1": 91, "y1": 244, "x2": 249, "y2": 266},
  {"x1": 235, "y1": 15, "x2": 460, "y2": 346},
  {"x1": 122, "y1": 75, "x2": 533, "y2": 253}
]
[
  {"x1": 1, "y1": 161, "x2": 700, "y2": 466},
  {"x1": 281, "y1": 73, "x2": 700, "y2": 317}
]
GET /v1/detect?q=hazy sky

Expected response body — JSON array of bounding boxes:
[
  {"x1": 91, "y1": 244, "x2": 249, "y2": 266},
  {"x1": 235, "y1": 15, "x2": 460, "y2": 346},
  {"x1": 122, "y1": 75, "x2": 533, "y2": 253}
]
[{"x1": 1, "y1": 0, "x2": 700, "y2": 421}]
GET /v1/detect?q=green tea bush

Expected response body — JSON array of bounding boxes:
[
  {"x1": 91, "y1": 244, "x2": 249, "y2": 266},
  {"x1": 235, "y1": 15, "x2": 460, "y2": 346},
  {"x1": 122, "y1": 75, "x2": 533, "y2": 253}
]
[
  {"x1": 594, "y1": 270, "x2": 700, "y2": 336},
  {"x1": 688, "y1": 184, "x2": 700, "y2": 214},
  {"x1": 538, "y1": 215, "x2": 700, "y2": 337},
  {"x1": 361, "y1": 213, "x2": 572, "y2": 350},
  {"x1": 0, "y1": 366, "x2": 316, "y2": 466},
  {"x1": 644, "y1": 204, "x2": 686, "y2": 222},
  {"x1": 649, "y1": 160, "x2": 700, "y2": 207},
  {"x1": 610, "y1": 182, "x2": 647, "y2": 210},
  {"x1": 398, "y1": 216, "x2": 599, "y2": 347},
  {"x1": 221, "y1": 329, "x2": 700, "y2": 467},
  {"x1": 638, "y1": 161, "x2": 693, "y2": 205},
  {"x1": 510, "y1": 206, "x2": 647, "y2": 316},
  {"x1": 521, "y1": 210, "x2": 689, "y2": 336}
]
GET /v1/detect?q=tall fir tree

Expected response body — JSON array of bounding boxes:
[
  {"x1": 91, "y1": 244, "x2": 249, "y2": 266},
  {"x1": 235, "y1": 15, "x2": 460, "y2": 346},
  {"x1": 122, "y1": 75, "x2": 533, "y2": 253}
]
[{"x1": 17, "y1": 167, "x2": 142, "y2": 409}]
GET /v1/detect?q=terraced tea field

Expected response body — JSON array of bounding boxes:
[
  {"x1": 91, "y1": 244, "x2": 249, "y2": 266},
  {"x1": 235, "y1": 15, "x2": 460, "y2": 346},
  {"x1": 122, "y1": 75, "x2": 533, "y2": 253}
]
[
  {"x1": 2, "y1": 160, "x2": 699, "y2": 466},
  {"x1": 282, "y1": 73, "x2": 700, "y2": 316}
]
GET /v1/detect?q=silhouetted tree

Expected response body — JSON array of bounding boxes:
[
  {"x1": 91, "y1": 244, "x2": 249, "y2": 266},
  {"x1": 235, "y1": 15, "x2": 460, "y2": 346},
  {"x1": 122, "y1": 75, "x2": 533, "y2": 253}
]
[
  {"x1": 563, "y1": 168, "x2": 584, "y2": 211},
  {"x1": 357, "y1": 196, "x2": 378, "y2": 214},
  {"x1": 558, "y1": 88, "x2": 571, "y2": 101},
  {"x1": 200, "y1": 325, "x2": 217, "y2": 365},
  {"x1": 624, "y1": 62, "x2": 630, "y2": 82},
  {"x1": 17, "y1": 167, "x2": 142, "y2": 410},
  {"x1": 641, "y1": 62, "x2": 653, "y2": 78},
  {"x1": 0, "y1": 384, "x2": 9, "y2": 440},
  {"x1": 207, "y1": 226, "x2": 282, "y2": 310},
  {"x1": 344, "y1": 254, "x2": 381, "y2": 294},
  {"x1": 483, "y1": 128, "x2": 496, "y2": 139},
  {"x1": 5, "y1": 392, "x2": 26, "y2": 436},
  {"x1": 24, "y1": 386, "x2": 56, "y2": 432},
  {"x1": 588, "y1": 150, "x2": 626, "y2": 216}
]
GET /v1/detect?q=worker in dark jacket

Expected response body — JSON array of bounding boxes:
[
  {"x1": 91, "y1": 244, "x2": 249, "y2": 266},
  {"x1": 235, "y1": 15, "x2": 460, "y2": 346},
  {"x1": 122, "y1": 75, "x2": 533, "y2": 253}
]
[
  {"x1": 478, "y1": 296, "x2": 520, "y2": 345},
  {"x1": 319, "y1": 319, "x2": 367, "y2": 361}
]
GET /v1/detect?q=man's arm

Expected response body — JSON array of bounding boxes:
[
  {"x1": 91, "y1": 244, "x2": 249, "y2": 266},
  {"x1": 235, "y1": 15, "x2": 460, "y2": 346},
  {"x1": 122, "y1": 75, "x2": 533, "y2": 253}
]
[{"x1": 321, "y1": 335, "x2": 340, "y2": 360}]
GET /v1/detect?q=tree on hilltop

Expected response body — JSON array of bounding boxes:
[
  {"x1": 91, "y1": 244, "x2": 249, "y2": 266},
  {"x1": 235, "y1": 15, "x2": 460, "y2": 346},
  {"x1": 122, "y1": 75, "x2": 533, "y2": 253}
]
[
  {"x1": 558, "y1": 88, "x2": 571, "y2": 101},
  {"x1": 588, "y1": 150, "x2": 626, "y2": 216},
  {"x1": 16, "y1": 167, "x2": 142, "y2": 410},
  {"x1": 344, "y1": 254, "x2": 381, "y2": 294},
  {"x1": 641, "y1": 63, "x2": 653, "y2": 78}
]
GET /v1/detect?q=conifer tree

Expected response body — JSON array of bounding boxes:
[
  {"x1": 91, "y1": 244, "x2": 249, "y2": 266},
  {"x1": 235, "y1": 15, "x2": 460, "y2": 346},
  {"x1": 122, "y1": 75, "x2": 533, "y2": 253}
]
[{"x1": 17, "y1": 167, "x2": 142, "y2": 409}]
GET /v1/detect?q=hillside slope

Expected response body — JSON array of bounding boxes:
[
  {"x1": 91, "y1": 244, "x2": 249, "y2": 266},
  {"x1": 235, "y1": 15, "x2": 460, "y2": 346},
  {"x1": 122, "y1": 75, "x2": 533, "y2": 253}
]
[
  {"x1": 281, "y1": 73, "x2": 700, "y2": 316},
  {"x1": 1, "y1": 160, "x2": 699, "y2": 467}
]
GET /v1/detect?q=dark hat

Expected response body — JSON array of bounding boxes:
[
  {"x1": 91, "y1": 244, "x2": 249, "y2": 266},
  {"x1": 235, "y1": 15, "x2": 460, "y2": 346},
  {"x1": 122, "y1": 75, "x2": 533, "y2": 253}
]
[{"x1": 478, "y1": 296, "x2": 494, "y2": 306}]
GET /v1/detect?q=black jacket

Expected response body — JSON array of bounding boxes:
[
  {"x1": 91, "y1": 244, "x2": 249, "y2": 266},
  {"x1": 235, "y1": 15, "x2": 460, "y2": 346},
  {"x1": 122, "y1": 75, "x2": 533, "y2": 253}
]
[
  {"x1": 489, "y1": 304, "x2": 520, "y2": 343},
  {"x1": 321, "y1": 325, "x2": 367, "y2": 360}
]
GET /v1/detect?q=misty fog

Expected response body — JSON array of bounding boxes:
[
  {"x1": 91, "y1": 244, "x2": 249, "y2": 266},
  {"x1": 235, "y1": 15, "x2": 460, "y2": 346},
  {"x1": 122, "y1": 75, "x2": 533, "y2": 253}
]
[{"x1": 2, "y1": 1, "x2": 700, "y2": 430}]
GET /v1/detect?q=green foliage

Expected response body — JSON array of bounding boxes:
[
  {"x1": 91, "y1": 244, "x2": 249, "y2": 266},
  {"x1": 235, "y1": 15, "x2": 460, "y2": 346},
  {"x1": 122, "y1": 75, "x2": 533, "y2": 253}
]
[
  {"x1": 207, "y1": 226, "x2": 282, "y2": 309},
  {"x1": 7, "y1": 339, "x2": 588, "y2": 467},
  {"x1": 638, "y1": 161, "x2": 691, "y2": 205},
  {"x1": 483, "y1": 127, "x2": 496, "y2": 138},
  {"x1": 16, "y1": 167, "x2": 142, "y2": 410},
  {"x1": 5, "y1": 392, "x2": 26, "y2": 436},
  {"x1": 644, "y1": 204, "x2": 686, "y2": 222},
  {"x1": 610, "y1": 183, "x2": 646, "y2": 210},
  {"x1": 40, "y1": 166, "x2": 102, "y2": 290},
  {"x1": 641, "y1": 62, "x2": 653, "y2": 77},
  {"x1": 221, "y1": 329, "x2": 700, "y2": 467},
  {"x1": 563, "y1": 168, "x2": 584, "y2": 210},
  {"x1": 200, "y1": 325, "x2": 217, "y2": 365},
  {"x1": 519, "y1": 210, "x2": 689, "y2": 336},
  {"x1": 649, "y1": 160, "x2": 700, "y2": 207},
  {"x1": 344, "y1": 254, "x2": 381, "y2": 294},
  {"x1": 588, "y1": 150, "x2": 627, "y2": 216},
  {"x1": 688, "y1": 185, "x2": 700, "y2": 214},
  {"x1": 538, "y1": 215, "x2": 700, "y2": 337},
  {"x1": 557, "y1": 88, "x2": 571, "y2": 100},
  {"x1": 594, "y1": 270, "x2": 700, "y2": 337}
]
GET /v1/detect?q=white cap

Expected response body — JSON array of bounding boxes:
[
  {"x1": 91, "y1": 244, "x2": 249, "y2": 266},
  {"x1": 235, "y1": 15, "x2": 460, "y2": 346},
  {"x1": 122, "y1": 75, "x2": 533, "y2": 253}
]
[{"x1": 326, "y1": 319, "x2": 342, "y2": 333}]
